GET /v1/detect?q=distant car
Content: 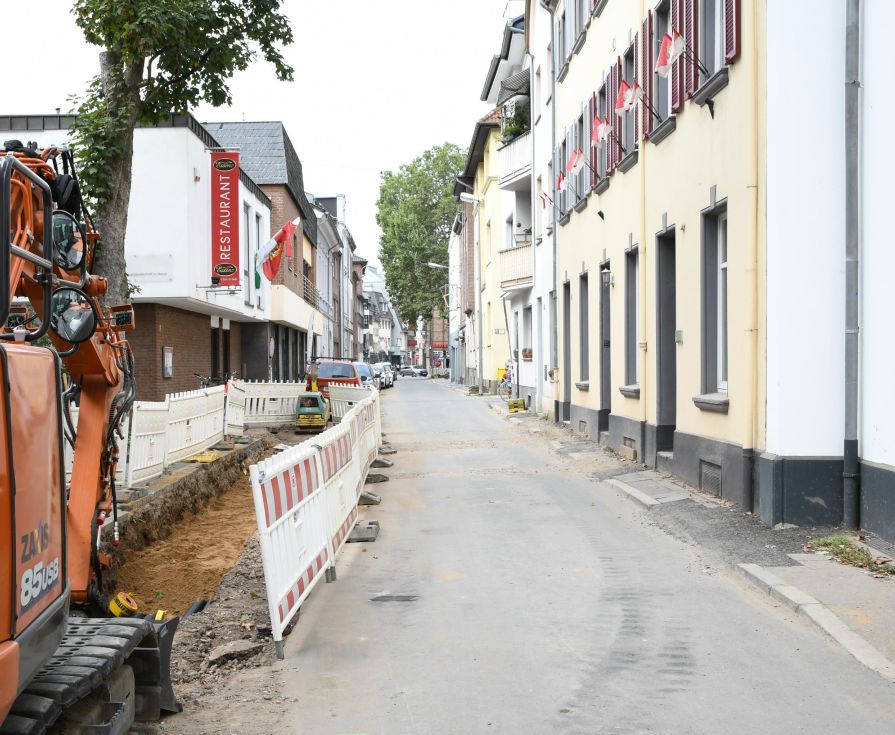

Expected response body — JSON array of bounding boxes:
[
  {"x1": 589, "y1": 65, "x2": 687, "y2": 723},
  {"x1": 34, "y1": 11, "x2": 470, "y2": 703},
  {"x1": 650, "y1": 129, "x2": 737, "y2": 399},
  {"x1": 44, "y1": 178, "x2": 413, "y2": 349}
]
[
  {"x1": 306, "y1": 360, "x2": 361, "y2": 398},
  {"x1": 370, "y1": 363, "x2": 385, "y2": 390},
  {"x1": 354, "y1": 362, "x2": 379, "y2": 390},
  {"x1": 399, "y1": 366, "x2": 417, "y2": 377},
  {"x1": 376, "y1": 362, "x2": 395, "y2": 388}
]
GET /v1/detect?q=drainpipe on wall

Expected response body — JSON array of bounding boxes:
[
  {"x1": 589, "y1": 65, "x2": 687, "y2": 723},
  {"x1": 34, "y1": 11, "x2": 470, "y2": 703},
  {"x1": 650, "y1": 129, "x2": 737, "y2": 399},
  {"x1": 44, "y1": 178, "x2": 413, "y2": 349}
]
[
  {"x1": 843, "y1": 0, "x2": 861, "y2": 529},
  {"x1": 540, "y1": 0, "x2": 559, "y2": 416}
]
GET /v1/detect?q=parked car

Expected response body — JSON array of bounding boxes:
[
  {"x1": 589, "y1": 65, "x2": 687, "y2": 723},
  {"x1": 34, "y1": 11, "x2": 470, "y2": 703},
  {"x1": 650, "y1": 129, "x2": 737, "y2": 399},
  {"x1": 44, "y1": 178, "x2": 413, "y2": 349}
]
[
  {"x1": 370, "y1": 363, "x2": 385, "y2": 390},
  {"x1": 399, "y1": 365, "x2": 417, "y2": 377},
  {"x1": 306, "y1": 360, "x2": 361, "y2": 398},
  {"x1": 354, "y1": 362, "x2": 379, "y2": 390},
  {"x1": 376, "y1": 362, "x2": 394, "y2": 388}
]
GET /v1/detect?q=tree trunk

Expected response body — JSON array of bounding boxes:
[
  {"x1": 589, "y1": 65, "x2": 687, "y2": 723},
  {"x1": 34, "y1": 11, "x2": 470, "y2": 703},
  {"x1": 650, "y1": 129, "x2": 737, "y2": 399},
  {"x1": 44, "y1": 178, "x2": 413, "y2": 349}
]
[{"x1": 93, "y1": 51, "x2": 143, "y2": 306}]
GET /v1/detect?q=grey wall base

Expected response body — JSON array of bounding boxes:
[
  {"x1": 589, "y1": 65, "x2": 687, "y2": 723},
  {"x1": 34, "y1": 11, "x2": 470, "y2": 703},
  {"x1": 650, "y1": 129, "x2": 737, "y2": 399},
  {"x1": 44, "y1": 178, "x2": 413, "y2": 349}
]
[
  {"x1": 569, "y1": 404, "x2": 605, "y2": 442},
  {"x1": 859, "y1": 461, "x2": 895, "y2": 542},
  {"x1": 644, "y1": 424, "x2": 675, "y2": 468},
  {"x1": 516, "y1": 384, "x2": 536, "y2": 410},
  {"x1": 669, "y1": 431, "x2": 753, "y2": 511},
  {"x1": 756, "y1": 454, "x2": 844, "y2": 527},
  {"x1": 608, "y1": 414, "x2": 646, "y2": 460}
]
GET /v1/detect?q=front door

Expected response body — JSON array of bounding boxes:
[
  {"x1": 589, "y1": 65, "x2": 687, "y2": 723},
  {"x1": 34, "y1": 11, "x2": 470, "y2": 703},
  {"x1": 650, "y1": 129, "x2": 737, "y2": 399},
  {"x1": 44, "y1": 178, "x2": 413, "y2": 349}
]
[{"x1": 656, "y1": 232, "x2": 677, "y2": 452}]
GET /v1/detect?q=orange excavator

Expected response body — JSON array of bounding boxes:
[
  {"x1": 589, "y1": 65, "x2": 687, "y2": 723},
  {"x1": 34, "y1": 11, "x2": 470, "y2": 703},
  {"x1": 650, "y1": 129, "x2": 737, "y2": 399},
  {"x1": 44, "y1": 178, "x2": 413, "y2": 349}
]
[{"x1": 0, "y1": 142, "x2": 179, "y2": 734}]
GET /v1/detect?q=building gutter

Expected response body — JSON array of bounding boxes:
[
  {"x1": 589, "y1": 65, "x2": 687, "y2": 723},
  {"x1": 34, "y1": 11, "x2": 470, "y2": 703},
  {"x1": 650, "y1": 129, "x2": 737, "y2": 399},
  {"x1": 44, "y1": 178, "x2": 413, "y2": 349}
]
[{"x1": 843, "y1": 0, "x2": 861, "y2": 528}]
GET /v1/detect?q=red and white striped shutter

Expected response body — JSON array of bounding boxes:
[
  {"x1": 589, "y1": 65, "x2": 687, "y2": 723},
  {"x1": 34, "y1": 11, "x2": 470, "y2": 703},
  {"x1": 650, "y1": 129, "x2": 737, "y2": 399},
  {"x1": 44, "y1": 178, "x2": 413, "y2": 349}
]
[
  {"x1": 724, "y1": 0, "x2": 740, "y2": 63},
  {"x1": 684, "y1": 0, "x2": 698, "y2": 98},
  {"x1": 671, "y1": 0, "x2": 683, "y2": 112},
  {"x1": 608, "y1": 65, "x2": 616, "y2": 172},
  {"x1": 642, "y1": 12, "x2": 653, "y2": 138},
  {"x1": 633, "y1": 32, "x2": 640, "y2": 147}
]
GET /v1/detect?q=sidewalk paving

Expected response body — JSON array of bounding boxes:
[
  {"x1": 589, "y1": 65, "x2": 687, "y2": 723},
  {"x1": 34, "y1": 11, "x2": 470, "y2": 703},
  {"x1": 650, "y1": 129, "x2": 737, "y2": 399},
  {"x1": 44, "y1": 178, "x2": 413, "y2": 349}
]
[{"x1": 471, "y1": 386, "x2": 895, "y2": 683}]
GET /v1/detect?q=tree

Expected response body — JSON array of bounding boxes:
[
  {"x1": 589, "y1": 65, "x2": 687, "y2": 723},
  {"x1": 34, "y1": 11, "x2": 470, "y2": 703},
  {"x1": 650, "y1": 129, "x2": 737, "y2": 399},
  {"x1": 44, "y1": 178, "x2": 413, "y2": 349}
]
[
  {"x1": 376, "y1": 143, "x2": 466, "y2": 324},
  {"x1": 69, "y1": 0, "x2": 294, "y2": 304}
]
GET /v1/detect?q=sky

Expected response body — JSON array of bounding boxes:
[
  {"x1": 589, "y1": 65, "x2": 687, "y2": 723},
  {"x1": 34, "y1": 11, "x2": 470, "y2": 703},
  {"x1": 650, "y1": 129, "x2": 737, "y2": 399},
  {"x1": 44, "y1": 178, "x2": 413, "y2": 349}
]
[{"x1": 2, "y1": 0, "x2": 526, "y2": 266}]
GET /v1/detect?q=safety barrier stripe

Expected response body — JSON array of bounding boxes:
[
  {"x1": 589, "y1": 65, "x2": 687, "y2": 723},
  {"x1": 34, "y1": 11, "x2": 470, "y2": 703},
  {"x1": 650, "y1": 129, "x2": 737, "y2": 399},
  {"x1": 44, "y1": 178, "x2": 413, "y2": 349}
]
[
  {"x1": 332, "y1": 506, "x2": 358, "y2": 552},
  {"x1": 277, "y1": 548, "x2": 329, "y2": 623},
  {"x1": 260, "y1": 455, "x2": 320, "y2": 528}
]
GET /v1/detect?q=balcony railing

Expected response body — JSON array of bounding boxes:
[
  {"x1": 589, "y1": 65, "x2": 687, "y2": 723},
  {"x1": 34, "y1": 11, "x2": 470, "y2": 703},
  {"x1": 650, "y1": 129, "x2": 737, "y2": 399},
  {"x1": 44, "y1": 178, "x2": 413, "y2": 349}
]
[
  {"x1": 499, "y1": 130, "x2": 531, "y2": 189},
  {"x1": 302, "y1": 274, "x2": 320, "y2": 310},
  {"x1": 499, "y1": 242, "x2": 533, "y2": 289}
]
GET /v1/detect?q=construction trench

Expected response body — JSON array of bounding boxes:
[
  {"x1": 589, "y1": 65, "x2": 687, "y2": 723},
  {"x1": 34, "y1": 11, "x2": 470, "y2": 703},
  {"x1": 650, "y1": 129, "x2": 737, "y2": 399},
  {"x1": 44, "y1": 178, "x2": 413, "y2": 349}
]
[{"x1": 99, "y1": 430, "x2": 312, "y2": 711}]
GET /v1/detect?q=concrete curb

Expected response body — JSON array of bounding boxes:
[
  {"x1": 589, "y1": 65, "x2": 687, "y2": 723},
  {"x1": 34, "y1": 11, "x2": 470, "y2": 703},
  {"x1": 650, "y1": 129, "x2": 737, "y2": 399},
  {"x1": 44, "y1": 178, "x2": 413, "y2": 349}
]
[
  {"x1": 606, "y1": 478, "x2": 660, "y2": 508},
  {"x1": 738, "y1": 563, "x2": 895, "y2": 682}
]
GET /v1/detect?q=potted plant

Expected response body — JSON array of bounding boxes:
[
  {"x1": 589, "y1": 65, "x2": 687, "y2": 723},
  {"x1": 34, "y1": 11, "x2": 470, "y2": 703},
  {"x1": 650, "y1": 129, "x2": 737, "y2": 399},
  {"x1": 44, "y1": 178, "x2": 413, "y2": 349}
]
[{"x1": 521, "y1": 347, "x2": 533, "y2": 361}]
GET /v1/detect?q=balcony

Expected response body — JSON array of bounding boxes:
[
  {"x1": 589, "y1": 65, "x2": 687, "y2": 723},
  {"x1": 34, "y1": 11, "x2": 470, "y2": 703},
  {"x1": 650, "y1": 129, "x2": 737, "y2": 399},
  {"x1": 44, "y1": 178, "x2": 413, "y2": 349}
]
[
  {"x1": 499, "y1": 241, "x2": 533, "y2": 289},
  {"x1": 498, "y1": 130, "x2": 531, "y2": 191},
  {"x1": 301, "y1": 274, "x2": 320, "y2": 310}
]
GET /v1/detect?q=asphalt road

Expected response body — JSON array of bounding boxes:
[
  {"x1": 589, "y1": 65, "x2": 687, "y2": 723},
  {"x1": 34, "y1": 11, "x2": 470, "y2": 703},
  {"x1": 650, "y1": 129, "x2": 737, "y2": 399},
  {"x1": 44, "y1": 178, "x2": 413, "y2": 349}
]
[{"x1": 277, "y1": 379, "x2": 894, "y2": 734}]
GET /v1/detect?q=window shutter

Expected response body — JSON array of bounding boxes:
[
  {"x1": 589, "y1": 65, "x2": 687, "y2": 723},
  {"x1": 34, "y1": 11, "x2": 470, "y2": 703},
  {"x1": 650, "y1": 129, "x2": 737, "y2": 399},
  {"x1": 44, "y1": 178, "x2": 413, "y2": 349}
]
[
  {"x1": 615, "y1": 58, "x2": 623, "y2": 164},
  {"x1": 684, "y1": 0, "x2": 698, "y2": 98},
  {"x1": 725, "y1": 0, "x2": 740, "y2": 63},
  {"x1": 671, "y1": 0, "x2": 683, "y2": 112},
  {"x1": 607, "y1": 65, "x2": 616, "y2": 172},
  {"x1": 589, "y1": 93, "x2": 597, "y2": 188},
  {"x1": 642, "y1": 12, "x2": 653, "y2": 138},
  {"x1": 633, "y1": 32, "x2": 640, "y2": 147}
]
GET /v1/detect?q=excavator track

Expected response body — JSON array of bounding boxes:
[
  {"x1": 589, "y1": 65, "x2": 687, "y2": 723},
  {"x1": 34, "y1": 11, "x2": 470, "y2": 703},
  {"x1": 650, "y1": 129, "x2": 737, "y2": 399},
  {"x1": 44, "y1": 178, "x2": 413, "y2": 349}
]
[{"x1": 0, "y1": 616, "x2": 180, "y2": 735}]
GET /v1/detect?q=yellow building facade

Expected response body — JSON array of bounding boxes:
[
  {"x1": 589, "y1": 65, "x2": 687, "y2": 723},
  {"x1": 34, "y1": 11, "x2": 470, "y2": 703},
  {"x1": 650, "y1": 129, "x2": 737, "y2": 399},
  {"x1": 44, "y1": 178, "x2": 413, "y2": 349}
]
[{"x1": 549, "y1": 0, "x2": 764, "y2": 508}]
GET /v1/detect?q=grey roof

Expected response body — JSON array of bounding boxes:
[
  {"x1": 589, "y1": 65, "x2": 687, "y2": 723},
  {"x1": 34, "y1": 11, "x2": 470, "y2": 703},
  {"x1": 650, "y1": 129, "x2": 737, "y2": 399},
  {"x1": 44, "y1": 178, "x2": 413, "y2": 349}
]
[{"x1": 203, "y1": 121, "x2": 317, "y2": 244}]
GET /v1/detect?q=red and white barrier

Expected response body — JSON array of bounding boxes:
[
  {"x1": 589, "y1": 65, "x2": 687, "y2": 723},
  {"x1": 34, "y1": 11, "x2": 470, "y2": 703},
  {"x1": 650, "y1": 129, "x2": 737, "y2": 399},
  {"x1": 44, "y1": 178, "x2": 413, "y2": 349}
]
[{"x1": 249, "y1": 388, "x2": 382, "y2": 656}]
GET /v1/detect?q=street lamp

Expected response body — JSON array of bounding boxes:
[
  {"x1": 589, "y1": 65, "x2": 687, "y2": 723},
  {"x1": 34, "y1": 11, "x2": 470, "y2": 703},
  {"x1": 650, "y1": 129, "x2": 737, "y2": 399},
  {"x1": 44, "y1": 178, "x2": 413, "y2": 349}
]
[{"x1": 427, "y1": 262, "x2": 449, "y2": 270}]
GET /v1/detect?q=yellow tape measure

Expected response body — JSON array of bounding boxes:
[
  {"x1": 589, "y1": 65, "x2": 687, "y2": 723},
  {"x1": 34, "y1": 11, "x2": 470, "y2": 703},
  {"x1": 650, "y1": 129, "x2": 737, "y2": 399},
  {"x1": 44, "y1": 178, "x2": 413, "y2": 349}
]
[{"x1": 109, "y1": 591, "x2": 139, "y2": 617}]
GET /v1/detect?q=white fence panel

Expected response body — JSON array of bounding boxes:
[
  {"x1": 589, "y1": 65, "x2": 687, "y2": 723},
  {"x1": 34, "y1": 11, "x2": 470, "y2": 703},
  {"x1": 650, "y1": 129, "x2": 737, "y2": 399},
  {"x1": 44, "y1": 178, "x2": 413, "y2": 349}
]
[
  {"x1": 165, "y1": 386, "x2": 226, "y2": 464},
  {"x1": 65, "y1": 407, "x2": 129, "y2": 489},
  {"x1": 244, "y1": 380, "x2": 305, "y2": 426},
  {"x1": 250, "y1": 443, "x2": 331, "y2": 657},
  {"x1": 225, "y1": 380, "x2": 246, "y2": 436},
  {"x1": 126, "y1": 399, "x2": 169, "y2": 486},
  {"x1": 328, "y1": 384, "x2": 372, "y2": 421},
  {"x1": 249, "y1": 389, "x2": 382, "y2": 657}
]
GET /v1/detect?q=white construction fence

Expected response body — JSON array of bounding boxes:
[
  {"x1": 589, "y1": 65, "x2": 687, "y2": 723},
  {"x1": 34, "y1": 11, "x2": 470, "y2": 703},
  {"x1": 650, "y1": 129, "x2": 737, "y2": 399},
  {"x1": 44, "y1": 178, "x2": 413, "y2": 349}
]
[
  {"x1": 249, "y1": 386, "x2": 381, "y2": 657},
  {"x1": 63, "y1": 379, "x2": 331, "y2": 490}
]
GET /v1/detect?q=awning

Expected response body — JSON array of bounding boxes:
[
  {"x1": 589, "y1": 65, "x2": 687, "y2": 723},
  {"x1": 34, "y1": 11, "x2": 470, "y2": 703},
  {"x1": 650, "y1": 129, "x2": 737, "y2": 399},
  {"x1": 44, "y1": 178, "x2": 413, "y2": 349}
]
[{"x1": 497, "y1": 69, "x2": 530, "y2": 106}]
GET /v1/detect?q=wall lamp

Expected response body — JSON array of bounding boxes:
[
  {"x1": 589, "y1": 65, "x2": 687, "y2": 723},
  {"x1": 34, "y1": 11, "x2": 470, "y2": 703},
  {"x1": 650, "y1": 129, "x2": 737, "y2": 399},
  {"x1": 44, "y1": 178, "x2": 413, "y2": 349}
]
[
  {"x1": 600, "y1": 269, "x2": 614, "y2": 288},
  {"x1": 459, "y1": 193, "x2": 481, "y2": 205}
]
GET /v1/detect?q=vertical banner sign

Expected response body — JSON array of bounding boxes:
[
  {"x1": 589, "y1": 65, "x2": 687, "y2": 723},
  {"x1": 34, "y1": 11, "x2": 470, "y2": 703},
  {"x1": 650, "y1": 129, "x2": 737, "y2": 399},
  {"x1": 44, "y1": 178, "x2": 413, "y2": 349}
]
[{"x1": 210, "y1": 151, "x2": 240, "y2": 286}]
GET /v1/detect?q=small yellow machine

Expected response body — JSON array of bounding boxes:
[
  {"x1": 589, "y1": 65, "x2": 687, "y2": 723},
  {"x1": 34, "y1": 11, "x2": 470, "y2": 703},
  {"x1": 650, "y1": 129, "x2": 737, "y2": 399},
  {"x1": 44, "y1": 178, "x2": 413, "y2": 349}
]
[{"x1": 296, "y1": 392, "x2": 331, "y2": 433}]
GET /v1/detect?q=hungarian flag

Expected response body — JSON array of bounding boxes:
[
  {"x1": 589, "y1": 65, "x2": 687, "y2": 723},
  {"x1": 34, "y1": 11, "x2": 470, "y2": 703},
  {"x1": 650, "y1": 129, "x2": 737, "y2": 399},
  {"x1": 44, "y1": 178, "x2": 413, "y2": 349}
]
[
  {"x1": 567, "y1": 148, "x2": 585, "y2": 175},
  {"x1": 656, "y1": 29, "x2": 685, "y2": 78},
  {"x1": 256, "y1": 217, "x2": 298, "y2": 285}
]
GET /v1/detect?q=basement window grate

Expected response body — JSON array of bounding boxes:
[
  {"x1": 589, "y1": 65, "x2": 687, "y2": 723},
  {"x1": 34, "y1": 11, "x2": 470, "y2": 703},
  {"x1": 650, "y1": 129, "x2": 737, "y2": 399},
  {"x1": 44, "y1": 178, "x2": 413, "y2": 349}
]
[
  {"x1": 623, "y1": 437, "x2": 635, "y2": 448},
  {"x1": 699, "y1": 461, "x2": 722, "y2": 496},
  {"x1": 579, "y1": 420, "x2": 587, "y2": 434}
]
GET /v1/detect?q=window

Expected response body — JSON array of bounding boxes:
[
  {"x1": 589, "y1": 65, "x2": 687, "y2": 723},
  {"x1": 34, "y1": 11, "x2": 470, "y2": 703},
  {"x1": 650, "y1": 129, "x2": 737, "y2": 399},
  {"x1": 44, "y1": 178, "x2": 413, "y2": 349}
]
[
  {"x1": 623, "y1": 44, "x2": 636, "y2": 152},
  {"x1": 625, "y1": 248, "x2": 639, "y2": 386},
  {"x1": 577, "y1": 0, "x2": 587, "y2": 39},
  {"x1": 701, "y1": 205, "x2": 728, "y2": 394},
  {"x1": 523, "y1": 306, "x2": 532, "y2": 359},
  {"x1": 575, "y1": 114, "x2": 585, "y2": 199},
  {"x1": 579, "y1": 274, "x2": 589, "y2": 381},
  {"x1": 701, "y1": 0, "x2": 725, "y2": 79},
  {"x1": 255, "y1": 214, "x2": 263, "y2": 307},
  {"x1": 655, "y1": 1, "x2": 671, "y2": 120},
  {"x1": 242, "y1": 203, "x2": 251, "y2": 305},
  {"x1": 717, "y1": 213, "x2": 728, "y2": 391}
]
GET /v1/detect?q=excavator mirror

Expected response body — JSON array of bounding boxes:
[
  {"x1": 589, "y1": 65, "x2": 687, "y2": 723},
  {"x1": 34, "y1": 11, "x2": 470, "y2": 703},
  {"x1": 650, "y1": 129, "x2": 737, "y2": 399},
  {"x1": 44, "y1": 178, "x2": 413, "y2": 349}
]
[
  {"x1": 52, "y1": 210, "x2": 86, "y2": 271},
  {"x1": 50, "y1": 287, "x2": 98, "y2": 344}
]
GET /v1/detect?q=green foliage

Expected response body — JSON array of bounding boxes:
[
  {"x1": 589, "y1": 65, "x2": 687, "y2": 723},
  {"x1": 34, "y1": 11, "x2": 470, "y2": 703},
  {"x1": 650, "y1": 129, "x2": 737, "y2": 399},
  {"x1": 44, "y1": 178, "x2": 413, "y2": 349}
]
[
  {"x1": 808, "y1": 535, "x2": 895, "y2": 575},
  {"x1": 376, "y1": 143, "x2": 466, "y2": 324},
  {"x1": 68, "y1": 0, "x2": 294, "y2": 234}
]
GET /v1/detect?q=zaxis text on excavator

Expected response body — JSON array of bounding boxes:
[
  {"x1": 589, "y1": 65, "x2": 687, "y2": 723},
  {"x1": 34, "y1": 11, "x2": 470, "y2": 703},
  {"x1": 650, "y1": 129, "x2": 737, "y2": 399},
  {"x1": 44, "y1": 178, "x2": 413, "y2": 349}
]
[{"x1": 0, "y1": 141, "x2": 179, "y2": 734}]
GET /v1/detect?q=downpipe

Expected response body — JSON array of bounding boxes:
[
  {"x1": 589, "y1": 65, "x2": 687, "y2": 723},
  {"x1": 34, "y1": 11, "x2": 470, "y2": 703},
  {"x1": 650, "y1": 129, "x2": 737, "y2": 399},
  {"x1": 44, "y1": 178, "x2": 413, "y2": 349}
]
[{"x1": 843, "y1": 0, "x2": 861, "y2": 529}]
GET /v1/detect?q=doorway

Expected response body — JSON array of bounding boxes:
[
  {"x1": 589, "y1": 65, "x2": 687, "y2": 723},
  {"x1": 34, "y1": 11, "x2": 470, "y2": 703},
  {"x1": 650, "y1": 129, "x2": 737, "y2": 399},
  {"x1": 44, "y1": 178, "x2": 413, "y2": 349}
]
[
  {"x1": 562, "y1": 282, "x2": 571, "y2": 420},
  {"x1": 656, "y1": 231, "x2": 677, "y2": 452},
  {"x1": 599, "y1": 266, "x2": 611, "y2": 431}
]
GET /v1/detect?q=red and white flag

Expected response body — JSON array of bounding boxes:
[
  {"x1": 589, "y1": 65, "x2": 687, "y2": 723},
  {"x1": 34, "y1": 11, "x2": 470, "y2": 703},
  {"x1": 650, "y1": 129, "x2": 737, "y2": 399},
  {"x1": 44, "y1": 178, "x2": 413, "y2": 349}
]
[
  {"x1": 567, "y1": 148, "x2": 585, "y2": 175},
  {"x1": 655, "y1": 29, "x2": 685, "y2": 78},
  {"x1": 539, "y1": 191, "x2": 554, "y2": 209},
  {"x1": 592, "y1": 116, "x2": 612, "y2": 145},
  {"x1": 614, "y1": 80, "x2": 630, "y2": 112},
  {"x1": 557, "y1": 172, "x2": 567, "y2": 193},
  {"x1": 257, "y1": 217, "x2": 298, "y2": 282},
  {"x1": 626, "y1": 81, "x2": 644, "y2": 110}
]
